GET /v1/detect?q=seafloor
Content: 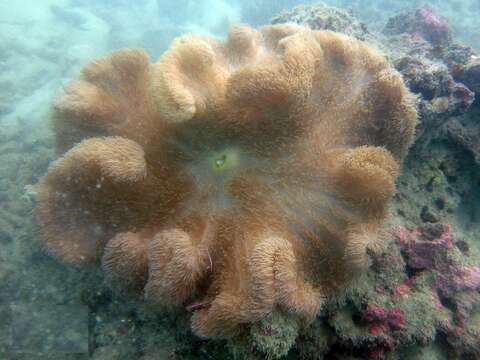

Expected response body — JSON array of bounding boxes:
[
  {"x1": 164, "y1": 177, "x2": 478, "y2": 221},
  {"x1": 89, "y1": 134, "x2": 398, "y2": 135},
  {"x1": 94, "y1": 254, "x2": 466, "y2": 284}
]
[{"x1": 1, "y1": 2, "x2": 479, "y2": 360}]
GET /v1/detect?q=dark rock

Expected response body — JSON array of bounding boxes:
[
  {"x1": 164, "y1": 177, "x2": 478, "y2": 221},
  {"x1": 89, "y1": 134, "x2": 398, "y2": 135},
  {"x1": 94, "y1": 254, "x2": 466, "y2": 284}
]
[
  {"x1": 455, "y1": 239, "x2": 469, "y2": 254},
  {"x1": 455, "y1": 58, "x2": 480, "y2": 94},
  {"x1": 420, "y1": 223, "x2": 448, "y2": 241},
  {"x1": 420, "y1": 206, "x2": 439, "y2": 223},
  {"x1": 445, "y1": 115, "x2": 480, "y2": 165}
]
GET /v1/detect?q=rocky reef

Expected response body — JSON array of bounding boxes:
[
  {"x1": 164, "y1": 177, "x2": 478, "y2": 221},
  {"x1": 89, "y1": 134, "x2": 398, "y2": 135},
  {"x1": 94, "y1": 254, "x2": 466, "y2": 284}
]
[{"x1": 1, "y1": 3, "x2": 479, "y2": 360}]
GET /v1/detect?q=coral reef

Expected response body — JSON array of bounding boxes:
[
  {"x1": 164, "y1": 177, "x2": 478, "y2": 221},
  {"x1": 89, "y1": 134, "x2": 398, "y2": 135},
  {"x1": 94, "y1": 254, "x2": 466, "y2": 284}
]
[
  {"x1": 36, "y1": 23, "x2": 416, "y2": 340},
  {"x1": 271, "y1": 4, "x2": 370, "y2": 41},
  {"x1": 384, "y1": 6, "x2": 452, "y2": 47},
  {"x1": 457, "y1": 57, "x2": 480, "y2": 94},
  {"x1": 332, "y1": 0, "x2": 480, "y2": 51},
  {"x1": 282, "y1": 224, "x2": 479, "y2": 359},
  {"x1": 382, "y1": 6, "x2": 476, "y2": 146},
  {"x1": 0, "y1": 3, "x2": 477, "y2": 360}
]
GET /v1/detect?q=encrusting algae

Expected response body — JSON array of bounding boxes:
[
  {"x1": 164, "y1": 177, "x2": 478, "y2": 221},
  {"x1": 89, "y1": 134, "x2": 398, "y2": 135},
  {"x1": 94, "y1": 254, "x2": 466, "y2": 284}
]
[{"x1": 36, "y1": 24, "x2": 417, "y2": 338}]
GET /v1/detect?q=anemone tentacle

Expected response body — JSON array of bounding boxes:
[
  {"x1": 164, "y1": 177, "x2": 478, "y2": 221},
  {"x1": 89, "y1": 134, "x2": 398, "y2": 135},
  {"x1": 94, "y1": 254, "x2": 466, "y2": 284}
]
[{"x1": 36, "y1": 25, "x2": 416, "y2": 338}]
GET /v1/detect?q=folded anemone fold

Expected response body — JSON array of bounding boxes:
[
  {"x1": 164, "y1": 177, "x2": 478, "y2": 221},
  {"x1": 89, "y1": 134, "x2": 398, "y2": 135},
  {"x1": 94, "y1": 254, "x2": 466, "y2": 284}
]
[{"x1": 36, "y1": 25, "x2": 417, "y2": 338}]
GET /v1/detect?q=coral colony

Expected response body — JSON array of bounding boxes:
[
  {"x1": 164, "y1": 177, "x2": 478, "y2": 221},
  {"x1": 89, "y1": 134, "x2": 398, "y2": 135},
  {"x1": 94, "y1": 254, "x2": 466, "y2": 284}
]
[{"x1": 36, "y1": 24, "x2": 417, "y2": 339}]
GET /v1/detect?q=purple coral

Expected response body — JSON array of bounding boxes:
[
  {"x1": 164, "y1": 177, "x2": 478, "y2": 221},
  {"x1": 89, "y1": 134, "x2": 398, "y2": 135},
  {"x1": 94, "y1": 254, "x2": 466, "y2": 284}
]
[
  {"x1": 391, "y1": 224, "x2": 480, "y2": 355},
  {"x1": 362, "y1": 305, "x2": 405, "y2": 336},
  {"x1": 394, "y1": 224, "x2": 480, "y2": 294},
  {"x1": 393, "y1": 223, "x2": 453, "y2": 270},
  {"x1": 393, "y1": 224, "x2": 480, "y2": 295},
  {"x1": 414, "y1": 7, "x2": 451, "y2": 46},
  {"x1": 384, "y1": 6, "x2": 451, "y2": 47},
  {"x1": 460, "y1": 266, "x2": 480, "y2": 291}
]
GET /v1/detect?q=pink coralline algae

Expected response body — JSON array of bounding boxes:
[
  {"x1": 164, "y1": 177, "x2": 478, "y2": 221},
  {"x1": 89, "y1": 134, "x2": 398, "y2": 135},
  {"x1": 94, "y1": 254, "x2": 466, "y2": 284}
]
[
  {"x1": 414, "y1": 7, "x2": 451, "y2": 46},
  {"x1": 319, "y1": 223, "x2": 479, "y2": 358},
  {"x1": 384, "y1": 6, "x2": 451, "y2": 47},
  {"x1": 342, "y1": 226, "x2": 466, "y2": 356},
  {"x1": 460, "y1": 267, "x2": 480, "y2": 291},
  {"x1": 391, "y1": 279, "x2": 413, "y2": 300},
  {"x1": 362, "y1": 305, "x2": 405, "y2": 336},
  {"x1": 393, "y1": 224, "x2": 480, "y2": 296},
  {"x1": 391, "y1": 224, "x2": 480, "y2": 356},
  {"x1": 393, "y1": 223, "x2": 454, "y2": 270}
]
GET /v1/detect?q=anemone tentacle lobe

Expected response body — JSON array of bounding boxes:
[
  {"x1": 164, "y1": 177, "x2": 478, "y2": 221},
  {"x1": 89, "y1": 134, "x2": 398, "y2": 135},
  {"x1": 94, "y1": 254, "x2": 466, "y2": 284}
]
[{"x1": 36, "y1": 24, "x2": 416, "y2": 337}]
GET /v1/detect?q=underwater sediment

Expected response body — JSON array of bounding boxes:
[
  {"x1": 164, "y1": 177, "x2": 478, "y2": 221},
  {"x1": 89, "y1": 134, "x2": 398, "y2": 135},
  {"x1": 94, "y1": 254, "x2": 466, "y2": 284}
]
[{"x1": 0, "y1": 3, "x2": 479, "y2": 360}]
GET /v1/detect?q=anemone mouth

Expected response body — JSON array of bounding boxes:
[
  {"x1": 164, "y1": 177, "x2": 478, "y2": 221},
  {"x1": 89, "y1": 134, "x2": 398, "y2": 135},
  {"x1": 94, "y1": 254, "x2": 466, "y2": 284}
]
[
  {"x1": 207, "y1": 148, "x2": 240, "y2": 174},
  {"x1": 180, "y1": 145, "x2": 252, "y2": 211},
  {"x1": 215, "y1": 155, "x2": 226, "y2": 168}
]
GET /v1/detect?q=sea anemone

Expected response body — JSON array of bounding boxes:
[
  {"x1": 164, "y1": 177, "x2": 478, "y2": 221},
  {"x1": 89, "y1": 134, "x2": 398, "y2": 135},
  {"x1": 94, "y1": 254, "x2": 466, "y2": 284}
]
[{"x1": 36, "y1": 24, "x2": 416, "y2": 337}]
